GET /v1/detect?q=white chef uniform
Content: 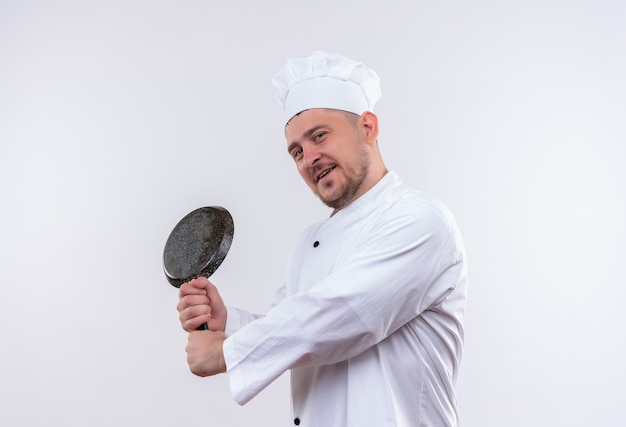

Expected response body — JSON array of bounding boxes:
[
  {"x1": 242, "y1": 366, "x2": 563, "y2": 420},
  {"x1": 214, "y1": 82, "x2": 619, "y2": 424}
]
[{"x1": 223, "y1": 170, "x2": 467, "y2": 426}]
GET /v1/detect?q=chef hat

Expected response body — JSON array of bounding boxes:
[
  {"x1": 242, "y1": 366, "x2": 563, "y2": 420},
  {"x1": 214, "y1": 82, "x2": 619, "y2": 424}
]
[{"x1": 272, "y1": 51, "x2": 382, "y2": 123}]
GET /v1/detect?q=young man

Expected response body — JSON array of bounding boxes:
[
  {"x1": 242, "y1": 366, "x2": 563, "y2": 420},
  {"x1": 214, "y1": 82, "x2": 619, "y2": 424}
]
[{"x1": 177, "y1": 51, "x2": 468, "y2": 426}]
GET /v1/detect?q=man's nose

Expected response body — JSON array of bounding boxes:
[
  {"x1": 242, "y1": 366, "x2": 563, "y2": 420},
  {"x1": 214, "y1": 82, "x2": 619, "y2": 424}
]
[{"x1": 302, "y1": 145, "x2": 321, "y2": 167}]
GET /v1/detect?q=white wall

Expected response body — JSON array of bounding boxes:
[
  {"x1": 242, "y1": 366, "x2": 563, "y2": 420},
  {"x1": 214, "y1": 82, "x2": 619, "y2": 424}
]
[{"x1": 1, "y1": 1, "x2": 625, "y2": 426}]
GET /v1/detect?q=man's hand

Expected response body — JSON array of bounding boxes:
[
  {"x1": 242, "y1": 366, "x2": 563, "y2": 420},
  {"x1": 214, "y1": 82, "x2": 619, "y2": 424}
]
[
  {"x1": 177, "y1": 277, "x2": 227, "y2": 332},
  {"x1": 186, "y1": 330, "x2": 227, "y2": 377}
]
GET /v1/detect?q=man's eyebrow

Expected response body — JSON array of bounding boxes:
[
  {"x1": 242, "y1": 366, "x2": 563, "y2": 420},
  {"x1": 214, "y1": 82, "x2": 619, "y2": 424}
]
[{"x1": 287, "y1": 141, "x2": 300, "y2": 155}]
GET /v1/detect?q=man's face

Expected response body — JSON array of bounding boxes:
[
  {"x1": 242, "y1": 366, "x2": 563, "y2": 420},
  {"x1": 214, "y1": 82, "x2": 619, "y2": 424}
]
[{"x1": 285, "y1": 109, "x2": 371, "y2": 211}]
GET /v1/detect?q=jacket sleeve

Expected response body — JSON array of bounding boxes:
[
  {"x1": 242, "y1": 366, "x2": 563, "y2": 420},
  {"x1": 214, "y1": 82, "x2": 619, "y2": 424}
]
[
  {"x1": 223, "y1": 200, "x2": 465, "y2": 405},
  {"x1": 224, "y1": 283, "x2": 288, "y2": 336}
]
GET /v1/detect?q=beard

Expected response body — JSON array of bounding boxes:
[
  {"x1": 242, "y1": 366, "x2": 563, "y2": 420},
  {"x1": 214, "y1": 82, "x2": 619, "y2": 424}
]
[{"x1": 315, "y1": 143, "x2": 370, "y2": 211}]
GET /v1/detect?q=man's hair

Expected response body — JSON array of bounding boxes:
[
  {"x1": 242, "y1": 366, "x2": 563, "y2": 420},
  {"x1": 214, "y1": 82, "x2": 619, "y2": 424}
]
[
  {"x1": 335, "y1": 109, "x2": 359, "y2": 128},
  {"x1": 286, "y1": 108, "x2": 359, "y2": 128}
]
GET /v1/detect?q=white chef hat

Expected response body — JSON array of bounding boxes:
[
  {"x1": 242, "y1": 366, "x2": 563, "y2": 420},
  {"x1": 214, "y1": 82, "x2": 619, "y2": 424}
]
[{"x1": 272, "y1": 51, "x2": 382, "y2": 123}]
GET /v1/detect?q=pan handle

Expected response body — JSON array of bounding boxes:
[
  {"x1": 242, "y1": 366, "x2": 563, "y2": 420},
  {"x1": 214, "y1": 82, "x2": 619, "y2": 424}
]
[{"x1": 196, "y1": 322, "x2": 209, "y2": 331}]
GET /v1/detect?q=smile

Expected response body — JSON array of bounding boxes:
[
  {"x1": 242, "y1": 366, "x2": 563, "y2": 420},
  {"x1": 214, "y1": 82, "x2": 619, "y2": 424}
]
[{"x1": 316, "y1": 166, "x2": 336, "y2": 182}]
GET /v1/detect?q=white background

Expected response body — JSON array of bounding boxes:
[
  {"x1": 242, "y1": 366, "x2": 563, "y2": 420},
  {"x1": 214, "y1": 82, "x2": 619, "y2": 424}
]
[{"x1": 1, "y1": 1, "x2": 625, "y2": 426}]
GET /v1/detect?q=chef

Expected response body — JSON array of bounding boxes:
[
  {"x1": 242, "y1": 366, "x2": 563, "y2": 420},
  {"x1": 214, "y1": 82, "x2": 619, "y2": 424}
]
[{"x1": 177, "y1": 51, "x2": 468, "y2": 427}]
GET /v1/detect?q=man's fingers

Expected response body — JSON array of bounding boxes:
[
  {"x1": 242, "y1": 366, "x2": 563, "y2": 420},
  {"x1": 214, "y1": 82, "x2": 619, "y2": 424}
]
[
  {"x1": 180, "y1": 307, "x2": 211, "y2": 331},
  {"x1": 182, "y1": 304, "x2": 211, "y2": 319},
  {"x1": 177, "y1": 294, "x2": 210, "y2": 312},
  {"x1": 182, "y1": 316, "x2": 211, "y2": 332},
  {"x1": 204, "y1": 282, "x2": 225, "y2": 308},
  {"x1": 178, "y1": 281, "x2": 207, "y2": 298},
  {"x1": 177, "y1": 277, "x2": 225, "y2": 332},
  {"x1": 190, "y1": 276, "x2": 211, "y2": 290}
]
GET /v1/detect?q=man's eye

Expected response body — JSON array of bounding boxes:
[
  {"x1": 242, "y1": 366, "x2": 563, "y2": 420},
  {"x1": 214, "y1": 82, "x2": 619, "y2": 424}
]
[
  {"x1": 314, "y1": 132, "x2": 325, "y2": 141},
  {"x1": 293, "y1": 148, "x2": 303, "y2": 158}
]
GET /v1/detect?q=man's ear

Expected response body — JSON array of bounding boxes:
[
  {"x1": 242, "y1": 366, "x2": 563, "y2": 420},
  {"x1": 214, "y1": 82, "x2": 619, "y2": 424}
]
[{"x1": 360, "y1": 111, "x2": 379, "y2": 145}]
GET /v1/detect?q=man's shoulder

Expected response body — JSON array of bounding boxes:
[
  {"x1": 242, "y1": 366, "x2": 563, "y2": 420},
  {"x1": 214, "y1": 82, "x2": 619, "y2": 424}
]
[
  {"x1": 382, "y1": 183, "x2": 461, "y2": 238},
  {"x1": 389, "y1": 183, "x2": 449, "y2": 216}
]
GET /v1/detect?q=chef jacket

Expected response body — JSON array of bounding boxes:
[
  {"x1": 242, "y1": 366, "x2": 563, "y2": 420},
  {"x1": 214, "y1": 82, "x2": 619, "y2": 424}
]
[{"x1": 223, "y1": 171, "x2": 467, "y2": 426}]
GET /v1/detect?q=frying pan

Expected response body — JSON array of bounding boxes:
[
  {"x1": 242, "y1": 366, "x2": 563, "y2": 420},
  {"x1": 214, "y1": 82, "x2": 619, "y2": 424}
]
[{"x1": 163, "y1": 206, "x2": 234, "y2": 330}]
